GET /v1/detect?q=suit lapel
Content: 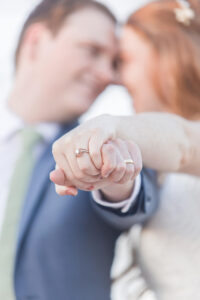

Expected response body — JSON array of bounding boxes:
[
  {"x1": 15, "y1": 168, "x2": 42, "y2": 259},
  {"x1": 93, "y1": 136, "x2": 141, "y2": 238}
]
[{"x1": 15, "y1": 121, "x2": 78, "y2": 267}]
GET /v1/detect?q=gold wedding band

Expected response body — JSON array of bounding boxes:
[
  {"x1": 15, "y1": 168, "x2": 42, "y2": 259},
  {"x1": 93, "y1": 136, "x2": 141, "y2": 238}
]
[
  {"x1": 124, "y1": 159, "x2": 135, "y2": 165},
  {"x1": 75, "y1": 148, "x2": 89, "y2": 158}
]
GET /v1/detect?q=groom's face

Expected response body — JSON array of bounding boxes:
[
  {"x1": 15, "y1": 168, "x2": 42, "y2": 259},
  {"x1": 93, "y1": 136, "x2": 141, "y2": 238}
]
[{"x1": 27, "y1": 8, "x2": 118, "y2": 122}]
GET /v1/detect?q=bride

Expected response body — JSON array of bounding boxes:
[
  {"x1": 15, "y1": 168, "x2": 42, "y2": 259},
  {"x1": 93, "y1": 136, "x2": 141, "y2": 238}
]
[{"x1": 110, "y1": 1, "x2": 200, "y2": 299}]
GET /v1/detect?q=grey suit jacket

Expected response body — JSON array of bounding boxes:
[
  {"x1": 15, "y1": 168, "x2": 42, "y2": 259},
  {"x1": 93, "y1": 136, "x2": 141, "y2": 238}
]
[{"x1": 14, "y1": 123, "x2": 158, "y2": 300}]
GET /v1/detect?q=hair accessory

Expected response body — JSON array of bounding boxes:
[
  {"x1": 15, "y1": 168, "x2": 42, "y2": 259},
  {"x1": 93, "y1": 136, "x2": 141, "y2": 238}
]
[{"x1": 175, "y1": 0, "x2": 195, "y2": 26}]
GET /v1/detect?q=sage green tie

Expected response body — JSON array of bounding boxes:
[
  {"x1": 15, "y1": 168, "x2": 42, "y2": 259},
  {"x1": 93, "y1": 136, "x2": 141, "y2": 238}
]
[{"x1": 0, "y1": 128, "x2": 42, "y2": 300}]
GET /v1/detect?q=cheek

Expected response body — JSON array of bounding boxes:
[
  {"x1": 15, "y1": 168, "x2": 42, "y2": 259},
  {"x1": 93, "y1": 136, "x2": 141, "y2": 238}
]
[
  {"x1": 133, "y1": 97, "x2": 149, "y2": 113},
  {"x1": 121, "y1": 64, "x2": 143, "y2": 97},
  {"x1": 121, "y1": 64, "x2": 135, "y2": 87},
  {"x1": 121, "y1": 66, "x2": 158, "y2": 112}
]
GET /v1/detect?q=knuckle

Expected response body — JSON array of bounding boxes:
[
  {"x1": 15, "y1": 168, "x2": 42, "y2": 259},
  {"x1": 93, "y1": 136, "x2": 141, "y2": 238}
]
[
  {"x1": 105, "y1": 162, "x2": 114, "y2": 171},
  {"x1": 117, "y1": 163, "x2": 126, "y2": 173},
  {"x1": 52, "y1": 142, "x2": 60, "y2": 155},
  {"x1": 80, "y1": 164, "x2": 90, "y2": 173},
  {"x1": 75, "y1": 172, "x2": 84, "y2": 181}
]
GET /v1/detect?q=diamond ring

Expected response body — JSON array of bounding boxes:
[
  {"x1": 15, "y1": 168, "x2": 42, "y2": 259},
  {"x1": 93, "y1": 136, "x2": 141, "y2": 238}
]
[{"x1": 75, "y1": 148, "x2": 89, "y2": 158}]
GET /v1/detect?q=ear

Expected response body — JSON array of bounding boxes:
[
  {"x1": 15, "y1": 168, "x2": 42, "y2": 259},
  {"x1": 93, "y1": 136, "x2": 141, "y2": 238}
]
[{"x1": 21, "y1": 23, "x2": 49, "y2": 62}]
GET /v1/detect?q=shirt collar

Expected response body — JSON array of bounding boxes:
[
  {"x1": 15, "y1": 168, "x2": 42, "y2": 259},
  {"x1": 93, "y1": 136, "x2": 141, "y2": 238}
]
[
  {"x1": 0, "y1": 104, "x2": 24, "y2": 142},
  {"x1": 0, "y1": 104, "x2": 60, "y2": 144}
]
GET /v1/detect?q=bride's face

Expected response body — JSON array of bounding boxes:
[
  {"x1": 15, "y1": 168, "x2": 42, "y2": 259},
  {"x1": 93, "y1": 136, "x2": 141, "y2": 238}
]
[{"x1": 120, "y1": 26, "x2": 170, "y2": 113}]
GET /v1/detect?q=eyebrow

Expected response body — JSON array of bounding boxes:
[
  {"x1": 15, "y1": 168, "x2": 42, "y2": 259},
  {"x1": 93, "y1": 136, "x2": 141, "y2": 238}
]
[{"x1": 77, "y1": 41, "x2": 116, "y2": 54}]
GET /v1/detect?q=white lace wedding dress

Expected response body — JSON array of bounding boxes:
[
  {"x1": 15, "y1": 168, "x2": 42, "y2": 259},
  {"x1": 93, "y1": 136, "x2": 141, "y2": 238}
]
[{"x1": 111, "y1": 173, "x2": 200, "y2": 300}]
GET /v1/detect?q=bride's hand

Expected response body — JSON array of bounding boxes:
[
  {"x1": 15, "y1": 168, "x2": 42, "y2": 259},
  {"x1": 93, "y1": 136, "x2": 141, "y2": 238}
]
[{"x1": 52, "y1": 115, "x2": 117, "y2": 172}]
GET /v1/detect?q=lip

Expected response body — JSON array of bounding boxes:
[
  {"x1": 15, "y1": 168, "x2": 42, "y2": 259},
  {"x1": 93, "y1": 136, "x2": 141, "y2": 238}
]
[
  {"x1": 80, "y1": 81, "x2": 103, "y2": 96},
  {"x1": 81, "y1": 75, "x2": 102, "y2": 89}
]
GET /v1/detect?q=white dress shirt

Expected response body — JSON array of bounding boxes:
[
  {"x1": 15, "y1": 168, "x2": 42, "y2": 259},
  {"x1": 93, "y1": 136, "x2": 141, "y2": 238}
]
[{"x1": 0, "y1": 105, "x2": 141, "y2": 238}]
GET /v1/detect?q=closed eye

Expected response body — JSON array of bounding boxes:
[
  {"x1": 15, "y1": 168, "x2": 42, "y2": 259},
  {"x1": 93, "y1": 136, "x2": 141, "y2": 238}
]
[{"x1": 84, "y1": 45, "x2": 102, "y2": 58}]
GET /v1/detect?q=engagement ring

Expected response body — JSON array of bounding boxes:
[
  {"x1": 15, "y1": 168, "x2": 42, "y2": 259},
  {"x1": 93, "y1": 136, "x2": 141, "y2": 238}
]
[{"x1": 75, "y1": 148, "x2": 89, "y2": 158}]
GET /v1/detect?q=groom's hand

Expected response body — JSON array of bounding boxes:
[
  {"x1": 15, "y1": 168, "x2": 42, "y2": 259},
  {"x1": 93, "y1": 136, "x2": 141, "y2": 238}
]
[{"x1": 99, "y1": 139, "x2": 142, "y2": 202}]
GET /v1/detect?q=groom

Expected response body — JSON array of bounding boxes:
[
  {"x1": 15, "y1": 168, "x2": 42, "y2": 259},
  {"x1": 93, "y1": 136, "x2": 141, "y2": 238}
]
[{"x1": 0, "y1": 1, "x2": 158, "y2": 299}]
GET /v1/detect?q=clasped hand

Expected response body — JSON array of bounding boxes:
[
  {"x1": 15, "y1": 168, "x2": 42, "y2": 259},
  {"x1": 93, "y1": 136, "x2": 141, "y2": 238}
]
[{"x1": 50, "y1": 120, "x2": 142, "y2": 202}]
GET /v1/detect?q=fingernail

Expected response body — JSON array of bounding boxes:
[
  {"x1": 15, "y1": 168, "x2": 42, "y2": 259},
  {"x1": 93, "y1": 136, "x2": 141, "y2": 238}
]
[
  {"x1": 66, "y1": 188, "x2": 78, "y2": 196},
  {"x1": 87, "y1": 186, "x2": 94, "y2": 191}
]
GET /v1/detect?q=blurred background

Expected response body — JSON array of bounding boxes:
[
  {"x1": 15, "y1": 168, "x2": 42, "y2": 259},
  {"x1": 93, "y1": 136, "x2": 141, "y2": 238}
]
[{"x1": 0, "y1": 0, "x2": 150, "y2": 121}]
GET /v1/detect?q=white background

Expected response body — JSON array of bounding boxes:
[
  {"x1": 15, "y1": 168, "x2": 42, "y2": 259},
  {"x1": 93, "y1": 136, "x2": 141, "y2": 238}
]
[{"x1": 0, "y1": 0, "x2": 150, "y2": 120}]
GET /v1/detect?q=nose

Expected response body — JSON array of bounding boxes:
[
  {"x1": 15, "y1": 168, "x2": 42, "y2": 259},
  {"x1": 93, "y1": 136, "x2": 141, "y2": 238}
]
[
  {"x1": 95, "y1": 60, "x2": 116, "y2": 87},
  {"x1": 113, "y1": 70, "x2": 122, "y2": 86}
]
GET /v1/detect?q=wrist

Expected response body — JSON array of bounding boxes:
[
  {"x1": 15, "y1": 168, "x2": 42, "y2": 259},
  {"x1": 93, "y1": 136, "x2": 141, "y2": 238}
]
[{"x1": 100, "y1": 180, "x2": 135, "y2": 203}]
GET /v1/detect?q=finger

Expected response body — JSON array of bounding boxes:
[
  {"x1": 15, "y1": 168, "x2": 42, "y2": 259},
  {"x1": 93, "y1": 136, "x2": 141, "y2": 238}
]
[
  {"x1": 108, "y1": 154, "x2": 126, "y2": 183},
  {"x1": 55, "y1": 184, "x2": 78, "y2": 196},
  {"x1": 77, "y1": 154, "x2": 100, "y2": 176},
  {"x1": 52, "y1": 169, "x2": 98, "y2": 193},
  {"x1": 113, "y1": 139, "x2": 135, "y2": 184},
  {"x1": 63, "y1": 148, "x2": 101, "y2": 183},
  {"x1": 126, "y1": 141, "x2": 143, "y2": 180},
  {"x1": 49, "y1": 169, "x2": 83, "y2": 192},
  {"x1": 75, "y1": 141, "x2": 100, "y2": 176},
  {"x1": 101, "y1": 142, "x2": 117, "y2": 178},
  {"x1": 54, "y1": 159, "x2": 103, "y2": 192},
  {"x1": 50, "y1": 169, "x2": 66, "y2": 185},
  {"x1": 89, "y1": 131, "x2": 111, "y2": 170},
  {"x1": 118, "y1": 163, "x2": 135, "y2": 184},
  {"x1": 101, "y1": 141, "x2": 130, "y2": 183},
  {"x1": 52, "y1": 152, "x2": 87, "y2": 189},
  {"x1": 50, "y1": 166, "x2": 79, "y2": 195},
  {"x1": 53, "y1": 134, "x2": 99, "y2": 184},
  {"x1": 52, "y1": 149, "x2": 75, "y2": 185}
]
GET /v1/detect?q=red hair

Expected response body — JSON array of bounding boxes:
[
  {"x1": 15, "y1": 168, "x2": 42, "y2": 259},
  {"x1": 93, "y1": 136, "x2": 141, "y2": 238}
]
[{"x1": 127, "y1": 0, "x2": 200, "y2": 119}]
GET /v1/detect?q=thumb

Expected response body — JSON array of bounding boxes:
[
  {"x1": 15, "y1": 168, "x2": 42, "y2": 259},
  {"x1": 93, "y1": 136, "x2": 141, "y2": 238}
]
[{"x1": 50, "y1": 168, "x2": 66, "y2": 185}]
